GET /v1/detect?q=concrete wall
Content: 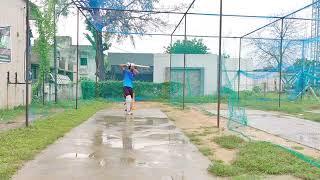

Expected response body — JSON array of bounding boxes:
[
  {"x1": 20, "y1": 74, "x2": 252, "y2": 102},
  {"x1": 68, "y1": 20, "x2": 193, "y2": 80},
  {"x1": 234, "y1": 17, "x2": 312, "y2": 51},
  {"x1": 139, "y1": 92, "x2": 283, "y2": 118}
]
[
  {"x1": 0, "y1": 0, "x2": 30, "y2": 109},
  {"x1": 153, "y1": 54, "x2": 258, "y2": 95}
]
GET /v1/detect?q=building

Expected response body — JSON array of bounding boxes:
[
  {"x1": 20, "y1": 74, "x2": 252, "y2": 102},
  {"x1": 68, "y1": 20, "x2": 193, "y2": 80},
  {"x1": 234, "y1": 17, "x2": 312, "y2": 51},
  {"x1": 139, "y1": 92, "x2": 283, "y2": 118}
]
[
  {"x1": 109, "y1": 52, "x2": 259, "y2": 96},
  {"x1": 31, "y1": 36, "x2": 96, "y2": 101},
  {"x1": 31, "y1": 36, "x2": 96, "y2": 82},
  {"x1": 0, "y1": 0, "x2": 30, "y2": 109},
  {"x1": 108, "y1": 52, "x2": 154, "y2": 81}
]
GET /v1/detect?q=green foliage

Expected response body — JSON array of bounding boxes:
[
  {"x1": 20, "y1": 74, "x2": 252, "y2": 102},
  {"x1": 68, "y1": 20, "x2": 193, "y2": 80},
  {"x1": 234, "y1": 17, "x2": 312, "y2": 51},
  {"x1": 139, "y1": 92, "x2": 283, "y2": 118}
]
[
  {"x1": 166, "y1": 38, "x2": 209, "y2": 54},
  {"x1": 0, "y1": 100, "x2": 110, "y2": 180},
  {"x1": 81, "y1": 80, "x2": 172, "y2": 100},
  {"x1": 30, "y1": 2, "x2": 55, "y2": 93},
  {"x1": 213, "y1": 135, "x2": 245, "y2": 149},
  {"x1": 252, "y1": 86, "x2": 262, "y2": 93}
]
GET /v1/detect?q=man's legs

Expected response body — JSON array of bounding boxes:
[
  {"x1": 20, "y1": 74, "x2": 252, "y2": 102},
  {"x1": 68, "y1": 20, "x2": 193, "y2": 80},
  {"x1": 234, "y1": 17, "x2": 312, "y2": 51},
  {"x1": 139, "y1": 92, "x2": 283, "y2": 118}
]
[{"x1": 124, "y1": 87, "x2": 133, "y2": 114}]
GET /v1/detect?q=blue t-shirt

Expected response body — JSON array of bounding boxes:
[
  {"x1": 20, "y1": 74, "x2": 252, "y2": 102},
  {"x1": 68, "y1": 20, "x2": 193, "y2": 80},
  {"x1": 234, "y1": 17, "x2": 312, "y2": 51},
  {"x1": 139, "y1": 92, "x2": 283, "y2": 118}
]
[{"x1": 123, "y1": 69, "x2": 135, "y2": 88}]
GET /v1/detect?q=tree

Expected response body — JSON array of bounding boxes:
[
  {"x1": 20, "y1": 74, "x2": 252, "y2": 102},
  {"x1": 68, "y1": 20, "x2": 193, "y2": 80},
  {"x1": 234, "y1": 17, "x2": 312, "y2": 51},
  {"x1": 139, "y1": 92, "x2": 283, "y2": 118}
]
[
  {"x1": 249, "y1": 17, "x2": 303, "y2": 68},
  {"x1": 165, "y1": 38, "x2": 209, "y2": 54},
  {"x1": 30, "y1": 0, "x2": 71, "y2": 95},
  {"x1": 83, "y1": 0, "x2": 182, "y2": 80}
]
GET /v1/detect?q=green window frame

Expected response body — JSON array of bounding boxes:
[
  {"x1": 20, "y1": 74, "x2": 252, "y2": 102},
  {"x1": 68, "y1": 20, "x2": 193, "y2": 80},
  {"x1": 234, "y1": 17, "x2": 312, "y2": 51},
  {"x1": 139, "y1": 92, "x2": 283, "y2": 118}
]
[{"x1": 80, "y1": 57, "x2": 88, "y2": 66}]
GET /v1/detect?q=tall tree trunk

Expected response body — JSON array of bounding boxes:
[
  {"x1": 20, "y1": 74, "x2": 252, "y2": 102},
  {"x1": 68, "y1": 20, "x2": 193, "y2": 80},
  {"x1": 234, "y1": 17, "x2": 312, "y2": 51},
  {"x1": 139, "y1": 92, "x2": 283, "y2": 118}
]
[{"x1": 95, "y1": 31, "x2": 106, "y2": 80}]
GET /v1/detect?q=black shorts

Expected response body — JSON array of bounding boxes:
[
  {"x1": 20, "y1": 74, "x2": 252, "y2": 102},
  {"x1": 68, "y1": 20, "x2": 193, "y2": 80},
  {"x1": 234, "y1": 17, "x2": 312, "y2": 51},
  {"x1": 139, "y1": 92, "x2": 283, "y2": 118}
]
[{"x1": 123, "y1": 86, "x2": 133, "y2": 98}]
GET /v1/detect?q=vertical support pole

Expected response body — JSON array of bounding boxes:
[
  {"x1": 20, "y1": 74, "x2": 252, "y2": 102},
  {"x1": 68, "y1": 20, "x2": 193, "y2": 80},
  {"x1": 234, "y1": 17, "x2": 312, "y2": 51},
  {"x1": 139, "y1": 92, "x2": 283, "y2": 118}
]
[
  {"x1": 217, "y1": 0, "x2": 223, "y2": 128},
  {"x1": 15, "y1": 72, "x2": 18, "y2": 84},
  {"x1": 237, "y1": 38, "x2": 242, "y2": 102},
  {"x1": 76, "y1": 9, "x2": 79, "y2": 109},
  {"x1": 169, "y1": 35, "x2": 173, "y2": 101},
  {"x1": 54, "y1": 4, "x2": 58, "y2": 103},
  {"x1": 7, "y1": 72, "x2": 9, "y2": 109},
  {"x1": 301, "y1": 40, "x2": 305, "y2": 100},
  {"x1": 42, "y1": 71, "x2": 45, "y2": 105},
  {"x1": 25, "y1": 0, "x2": 30, "y2": 127},
  {"x1": 183, "y1": 15, "x2": 187, "y2": 110},
  {"x1": 279, "y1": 18, "x2": 284, "y2": 108}
]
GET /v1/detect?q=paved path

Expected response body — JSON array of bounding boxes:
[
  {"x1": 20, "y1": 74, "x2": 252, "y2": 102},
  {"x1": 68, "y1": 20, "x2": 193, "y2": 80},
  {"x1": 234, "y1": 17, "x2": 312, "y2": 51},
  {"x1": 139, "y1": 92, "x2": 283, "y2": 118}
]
[
  {"x1": 209, "y1": 109, "x2": 320, "y2": 150},
  {"x1": 13, "y1": 108, "x2": 215, "y2": 180}
]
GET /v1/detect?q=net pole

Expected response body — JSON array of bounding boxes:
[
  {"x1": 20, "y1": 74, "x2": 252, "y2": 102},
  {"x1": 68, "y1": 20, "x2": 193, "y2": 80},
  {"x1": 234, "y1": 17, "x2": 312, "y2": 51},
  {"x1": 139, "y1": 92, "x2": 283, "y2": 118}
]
[
  {"x1": 301, "y1": 40, "x2": 305, "y2": 100},
  {"x1": 183, "y1": 15, "x2": 187, "y2": 110},
  {"x1": 54, "y1": 4, "x2": 58, "y2": 103},
  {"x1": 217, "y1": 0, "x2": 223, "y2": 128},
  {"x1": 279, "y1": 18, "x2": 284, "y2": 108},
  {"x1": 169, "y1": 35, "x2": 172, "y2": 101},
  {"x1": 25, "y1": 0, "x2": 30, "y2": 127},
  {"x1": 76, "y1": 9, "x2": 79, "y2": 109},
  {"x1": 237, "y1": 38, "x2": 242, "y2": 101}
]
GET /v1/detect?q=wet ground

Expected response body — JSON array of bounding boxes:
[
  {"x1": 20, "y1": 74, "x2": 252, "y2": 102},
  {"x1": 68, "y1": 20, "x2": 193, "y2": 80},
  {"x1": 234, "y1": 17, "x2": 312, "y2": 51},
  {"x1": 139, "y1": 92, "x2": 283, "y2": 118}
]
[
  {"x1": 209, "y1": 109, "x2": 320, "y2": 150},
  {"x1": 13, "y1": 108, "x2": 215, "y2": 180}
]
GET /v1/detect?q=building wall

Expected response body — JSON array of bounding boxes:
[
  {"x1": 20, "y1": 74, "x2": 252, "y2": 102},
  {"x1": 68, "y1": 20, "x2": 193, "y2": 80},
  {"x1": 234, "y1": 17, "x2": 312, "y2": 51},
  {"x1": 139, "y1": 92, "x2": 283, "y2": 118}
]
[
  {"x1": 0, "y1": 0, "x2": 29, "y2": 109},
  {"x1": 153, "y1": 54, "x2": 256, "y2": 95}
]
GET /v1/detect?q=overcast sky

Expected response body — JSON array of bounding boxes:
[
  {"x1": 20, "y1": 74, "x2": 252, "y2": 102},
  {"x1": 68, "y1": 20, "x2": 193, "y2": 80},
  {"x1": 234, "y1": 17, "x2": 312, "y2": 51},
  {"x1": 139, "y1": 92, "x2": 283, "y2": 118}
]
[{"x1": 55, "y1": 0, "x2": 311, "y2": 57}]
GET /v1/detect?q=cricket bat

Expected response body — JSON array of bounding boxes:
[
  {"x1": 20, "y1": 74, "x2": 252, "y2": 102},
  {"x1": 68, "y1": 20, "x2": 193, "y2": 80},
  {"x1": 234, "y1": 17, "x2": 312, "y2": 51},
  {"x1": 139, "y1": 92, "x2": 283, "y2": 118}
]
[{"x1": 121, "y1": 63, "x2": 150, "y2": 68}]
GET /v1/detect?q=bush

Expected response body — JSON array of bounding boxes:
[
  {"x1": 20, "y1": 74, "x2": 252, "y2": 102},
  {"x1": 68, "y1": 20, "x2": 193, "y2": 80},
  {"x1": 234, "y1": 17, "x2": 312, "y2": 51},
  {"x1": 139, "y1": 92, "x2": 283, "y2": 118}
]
[{"x1": 81, "y1": 80, "x2": 174, "y2": 100}]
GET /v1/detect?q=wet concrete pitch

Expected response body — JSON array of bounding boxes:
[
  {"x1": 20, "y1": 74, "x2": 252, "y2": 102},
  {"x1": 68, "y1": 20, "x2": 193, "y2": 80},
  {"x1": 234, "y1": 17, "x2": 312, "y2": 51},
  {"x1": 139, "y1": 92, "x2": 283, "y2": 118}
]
[{"x1": 13, "y1": 109, "x2": 215, "y2": 180}]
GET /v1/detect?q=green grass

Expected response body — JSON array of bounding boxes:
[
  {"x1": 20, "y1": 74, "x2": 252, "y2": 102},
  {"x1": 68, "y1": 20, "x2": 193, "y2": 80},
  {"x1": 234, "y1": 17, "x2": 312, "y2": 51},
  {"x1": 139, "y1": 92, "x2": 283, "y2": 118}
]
[
  {"x1": 0, "y1": 100, "x2": 111, "y2": 180},
  {"x1": 208, "y1": 161, "x2": 243, "y2": 177},
  {"x1": 292, "y1": 146, "x2": 304, "y2": 150},
  {"x1": 187, "y1": 134, "x2": 202, "y2": 145},
  {"x1": 0, "y1": 100, "x2": 79, "y2": 123},
  {"x1": 208, "y1": 141, "x2": 320, "y2": 179},
  {"x1": 212, "y1": 135, "x2": 245, "y2": 149},
  {"x1": 199, "y1": 147, "x2": 214, "y2": 156},
  {"x1": 0, "y1": 106, "x2": 24, "y2": 122}
]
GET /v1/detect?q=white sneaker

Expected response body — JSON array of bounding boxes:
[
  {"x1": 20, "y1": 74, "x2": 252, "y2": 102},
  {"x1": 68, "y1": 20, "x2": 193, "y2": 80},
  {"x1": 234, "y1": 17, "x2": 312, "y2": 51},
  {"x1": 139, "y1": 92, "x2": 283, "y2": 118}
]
[{"x1": 126, "y1": 111, "x2": 133, "y2": 115}]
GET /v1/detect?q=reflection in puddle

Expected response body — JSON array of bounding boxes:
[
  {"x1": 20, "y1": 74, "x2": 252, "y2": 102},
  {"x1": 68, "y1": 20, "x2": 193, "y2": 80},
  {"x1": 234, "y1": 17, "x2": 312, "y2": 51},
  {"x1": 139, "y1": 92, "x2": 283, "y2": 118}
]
[{"x1": 88, "y1": 115, "x2": 187, "y2": 169}]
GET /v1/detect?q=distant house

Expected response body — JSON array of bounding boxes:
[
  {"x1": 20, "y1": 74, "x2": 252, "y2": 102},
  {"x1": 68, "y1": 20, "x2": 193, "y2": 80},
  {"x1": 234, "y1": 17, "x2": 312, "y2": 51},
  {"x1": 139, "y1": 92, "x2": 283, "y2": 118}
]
[
  {"x1": 108, "y1": 52, "x2": 154, "y2": 82},
  {"x1": 31, "y1": 36, "x2": 96, "y2": 82},
  {"x1": 0, "y1": 0, "x2": 30, "y2": 109},
  {"x1": 108, "y1": 52, "x2": 268, "y2": 96},
  {"x1": 31, "y1": 36, "x2": 96, "y2": 101}
]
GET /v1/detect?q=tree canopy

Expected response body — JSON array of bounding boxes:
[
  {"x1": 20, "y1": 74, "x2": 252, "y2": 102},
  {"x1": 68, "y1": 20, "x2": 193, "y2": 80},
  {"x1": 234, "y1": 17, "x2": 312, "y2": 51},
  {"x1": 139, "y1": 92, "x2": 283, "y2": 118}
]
[{"x1": 165, "y1": 38, "x2": 209, "y2": 54}]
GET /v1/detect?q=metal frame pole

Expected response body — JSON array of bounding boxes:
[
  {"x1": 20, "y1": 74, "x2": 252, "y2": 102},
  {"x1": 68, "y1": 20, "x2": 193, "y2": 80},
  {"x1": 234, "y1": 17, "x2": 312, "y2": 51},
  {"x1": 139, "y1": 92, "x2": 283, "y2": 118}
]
[
  {"x1": 76, "y1": 9, "x2": 79, "y2": 109},
  {"x1": 279, "y1": 18, "x2": 284, "y2": 108},
  {"x1": 25, "y1": 0, "x2": 30, "y2": 127},
  {"x1": 217, "y1": 0, "x2": 223, "y2": 128},
  {"x1": 237, "y1": 38, "x2": 242, "y2": 101},
  {"x1": 169, "y1": 35, "x2": 173, "y2": 100},
  {"x1": 42, "y1": 71, "x2": 45, "y2": 105},
  {"x1": 183, "y1": 15, "x2": 187, "y2": 110},
  {"x1": 301, "y1": 40, "x2": 305, "y2": 100},
  {"x1": 54, "y1": 4, "x2": 58, "y2": 103}
]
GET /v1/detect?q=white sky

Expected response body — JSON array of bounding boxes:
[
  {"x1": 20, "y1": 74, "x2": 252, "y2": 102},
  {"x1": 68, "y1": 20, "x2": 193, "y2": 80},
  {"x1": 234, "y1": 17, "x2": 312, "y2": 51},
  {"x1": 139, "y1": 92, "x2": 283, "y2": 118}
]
[{"x1": 55, "y1": 0, "x2": 312, "y2": 57}]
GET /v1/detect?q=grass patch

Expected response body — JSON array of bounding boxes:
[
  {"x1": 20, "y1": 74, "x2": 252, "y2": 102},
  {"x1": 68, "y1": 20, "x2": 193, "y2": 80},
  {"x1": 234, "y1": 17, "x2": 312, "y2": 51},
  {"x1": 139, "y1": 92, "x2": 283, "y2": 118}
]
[
  {"x1": 0, "y1": 100, "x2": 80, "y2": 123},
  {"x1": 199, "y1": 147, "x2": 214, "y2": 156},
  {"x1": 188, "y1": 134, "x2": 202, "y2": 145},
  {"x1": 208, "y1": 161, "x2": 243, "y2": 177},
  {"x1": 209, "y1": 141, "x2": 320, "y2": 179},
  {"x1": 213, "y1": 135, "x2": 245, "y2": 149},
  {"x1": 292, "y1": 146, "x2": 304, "y2": 150},
  {"x1": 0, "y1": 100, "x2": 110, "y2": 180},
  {"x1": 0, "y1": 106, "x2": 24, "y2": 122}
]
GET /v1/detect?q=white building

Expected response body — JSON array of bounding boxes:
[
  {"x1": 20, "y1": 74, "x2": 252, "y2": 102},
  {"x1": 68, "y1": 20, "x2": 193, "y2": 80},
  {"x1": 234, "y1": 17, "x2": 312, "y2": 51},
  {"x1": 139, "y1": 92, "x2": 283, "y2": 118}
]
[{"x1": 0, "y1": 0, "x2": 30, "y2": 109}]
